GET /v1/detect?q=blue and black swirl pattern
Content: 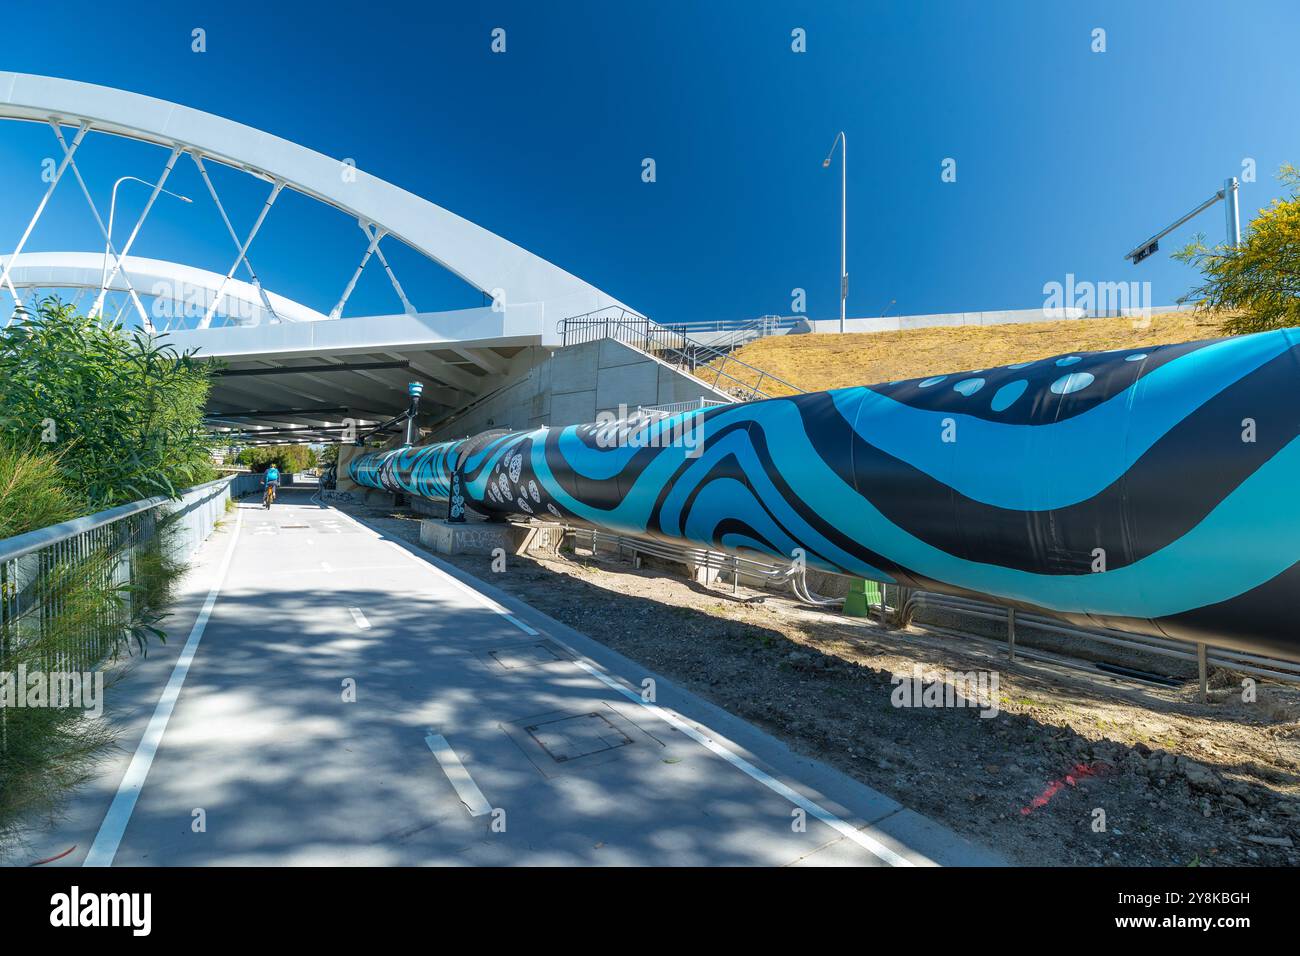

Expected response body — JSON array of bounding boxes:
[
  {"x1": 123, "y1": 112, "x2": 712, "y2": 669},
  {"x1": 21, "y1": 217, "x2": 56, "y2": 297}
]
[
  {"x1": 351, "y1": 440, "x2": 460, "y2": 500},
  {"x1": 351, "y1": 328, "x2": 1300, "y2": 659}
]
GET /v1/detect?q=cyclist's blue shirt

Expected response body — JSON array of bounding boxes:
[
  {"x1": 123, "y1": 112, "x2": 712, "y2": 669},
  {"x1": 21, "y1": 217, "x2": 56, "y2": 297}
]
[{"x1": 265, "y1": 467, "x2": 280, "y2": 482}]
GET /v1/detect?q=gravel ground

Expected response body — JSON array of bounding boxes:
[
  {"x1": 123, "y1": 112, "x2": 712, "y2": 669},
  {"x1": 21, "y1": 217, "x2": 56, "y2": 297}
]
[{"x1": 343, "y1": 502, "x2": 1300, "y2": 867}]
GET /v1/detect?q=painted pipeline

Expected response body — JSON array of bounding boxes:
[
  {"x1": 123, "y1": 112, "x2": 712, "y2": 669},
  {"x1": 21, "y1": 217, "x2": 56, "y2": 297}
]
[{"x1": 351, "y1": 329, "x2": 1300, "y2": 660}]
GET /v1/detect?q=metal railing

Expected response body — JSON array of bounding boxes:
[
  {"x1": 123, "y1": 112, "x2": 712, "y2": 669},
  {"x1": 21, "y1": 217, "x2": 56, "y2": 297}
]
[
  {"x1": 634, "y1": 397, "x2": 730, "y2": 418},
  {"x1": 564, "y1": 525, "x2": 797, "y2": 594},
  {"x1": 905, "y1": 591, "x2": 1300, "y2": 688},
  {"x1": 558, "y1": 308, "x2": 805, "y2": 401},
  {"x1": 1, "y1": 473, "x2": 259, "y2": 682},
  {"x1": 546, "y1": 527, "x2": 1300, "y2": 689},
  {"x1": 658, "y1": 314, "x2": 800, "y2": 352},
  {"x1": 422, "y1": 377, "x2": 521, "y2": 439}
]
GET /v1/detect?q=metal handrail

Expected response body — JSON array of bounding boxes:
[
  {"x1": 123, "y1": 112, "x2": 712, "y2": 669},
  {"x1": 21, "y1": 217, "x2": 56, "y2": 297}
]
[
  {"x1": 558, "y1": 308, "x2": 805, "y2": 401},
  {"x1": 422, "y1": 376, "x2": 523, "y2": 438},
  {"x1": 659, "y1": 314, "x2": 799, "y2": 354},
  {"x1": 0, "y1": 474, "x2": 248, "y2": 564},
  {"x1": 1, "y1": 473, "x2": 260, "y2": 697}
]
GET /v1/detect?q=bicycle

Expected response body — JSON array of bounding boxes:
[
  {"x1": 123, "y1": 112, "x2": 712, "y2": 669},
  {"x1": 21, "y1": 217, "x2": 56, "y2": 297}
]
[{"x1": 263, "y1": 482, "x2": 277, "y2": 509}]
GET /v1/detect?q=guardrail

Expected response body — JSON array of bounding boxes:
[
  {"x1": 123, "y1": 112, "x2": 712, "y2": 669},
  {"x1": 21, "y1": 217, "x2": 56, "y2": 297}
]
[{"x1": 0, "y1": 473, "x2": 260, "y2": 682}]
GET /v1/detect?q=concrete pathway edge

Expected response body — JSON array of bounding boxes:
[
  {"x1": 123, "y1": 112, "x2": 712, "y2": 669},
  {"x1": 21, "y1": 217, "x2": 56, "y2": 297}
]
[{"x1": 340, "y1": 509, "x2": 1007, "y2": 867}]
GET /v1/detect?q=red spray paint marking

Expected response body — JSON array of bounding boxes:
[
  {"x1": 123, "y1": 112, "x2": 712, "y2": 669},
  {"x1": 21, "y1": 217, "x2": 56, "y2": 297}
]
[
  {"x1": 1020, "y1": 762, "x2": 1108, "y2": 816},
  {"x1": 27, "y1": 844, "x2": 76, "y2": 866}
]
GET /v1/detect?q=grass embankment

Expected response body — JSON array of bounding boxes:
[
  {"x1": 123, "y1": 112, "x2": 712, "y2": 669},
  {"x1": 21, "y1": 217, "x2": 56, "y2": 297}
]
[{"x1": 706, "y1": 310, "x2": 1230, "y2": 396}]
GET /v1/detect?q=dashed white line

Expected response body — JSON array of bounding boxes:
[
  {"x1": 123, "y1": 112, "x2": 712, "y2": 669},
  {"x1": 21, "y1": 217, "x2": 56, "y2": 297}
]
[
  {"x1": 294, "y1": 506, "x2": 533, "y2": 638},
  {"x1": 348, "y1": 607, "x2": 371, "y2": 630},
  {"x1": 424, "y1": 733, "x2": 493, "y2": 816},
  {"x1": 320, "y1": 561, "x2": 334, "y2": 572},
  {"x1": 381, "y1": 540, "x2": 536, "y2": 636}
]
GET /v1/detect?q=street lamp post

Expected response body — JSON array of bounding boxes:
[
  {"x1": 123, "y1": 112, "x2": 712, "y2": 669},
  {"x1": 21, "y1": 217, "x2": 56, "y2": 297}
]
[
  {"x1": 405, "y1": 380, "x2": 423, "y2": 446},
  {"x1": 95, "y1": 175, "x2": 192, "y2": 319},
  {"x1": 822, "y1": 131, "x2": 847, "y2": 333},
  {"x1": 1223, "y1": 176, "x2": 1241, "y2": 247}
]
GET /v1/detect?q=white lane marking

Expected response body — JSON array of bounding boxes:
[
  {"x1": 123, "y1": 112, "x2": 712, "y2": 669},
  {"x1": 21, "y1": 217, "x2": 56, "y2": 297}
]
[
  {"x1": 320, "y1": 561, "x2": 334, "y2": 572},
  {"x1": 327, "y1": 505, "x2": 911, "y2": 866},
  {"x1": 301, "y1": 506, "x2": 533, "y2": 638},
  {"x1": 570, "y1": 658, "x2": 914, "y2": 867},
  {"x1": 348, "y1": 607, "x2": 371, "y2": 630},
  {"x1": 504, "y1": 614, "x2": 539, "y2": 636},
  {"x1": 381, "y1": 541, "x2": 536, "y2": 636},
  {"x1": 424, "y1": 733, "x2": 493, "y2": 816},
  {"x1": 84, "y1": 508, "x2": 244, "y2": 867}
]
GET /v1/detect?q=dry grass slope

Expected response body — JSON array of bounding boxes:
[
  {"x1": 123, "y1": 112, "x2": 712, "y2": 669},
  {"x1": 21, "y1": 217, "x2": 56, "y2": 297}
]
[{"x1": 706, "y1": 310, "x2": 1232, "y2": 396}]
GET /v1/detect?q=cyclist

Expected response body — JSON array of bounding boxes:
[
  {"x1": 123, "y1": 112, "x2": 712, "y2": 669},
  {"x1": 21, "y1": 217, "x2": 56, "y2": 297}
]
[{"x1": 262, "y1": 463, "x2": 281, "y2": 508}]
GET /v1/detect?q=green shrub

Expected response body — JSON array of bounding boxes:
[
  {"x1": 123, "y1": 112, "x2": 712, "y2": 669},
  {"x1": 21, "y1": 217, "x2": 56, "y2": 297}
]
[
  {"x1": 0, "y1": 298, "x2": 214, "y2": 857},
  {"x1": 0, "y1": 297, "x2": 217, "y2": 508},
  {"x1": 236, "y1": 443, "x2": 316, "y2": 474},
  {"x1": 1177, "y1": 164, "x2": 1300, "y2": 334}
]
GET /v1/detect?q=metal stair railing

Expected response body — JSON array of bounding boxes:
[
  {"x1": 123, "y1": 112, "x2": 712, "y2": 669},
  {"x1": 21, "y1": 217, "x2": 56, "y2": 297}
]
[
  {"x1": 658, "y1": 314, "x2": 798, "y2": 355},
  {"x1": 559, "y1": 308, "x2": 805, "y2": 401}
]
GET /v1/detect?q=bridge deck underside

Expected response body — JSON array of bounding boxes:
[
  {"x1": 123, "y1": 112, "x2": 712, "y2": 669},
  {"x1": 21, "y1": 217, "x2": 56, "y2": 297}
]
[{"x1": 205, "y1": 342, "x2": 528, "y2": 443}]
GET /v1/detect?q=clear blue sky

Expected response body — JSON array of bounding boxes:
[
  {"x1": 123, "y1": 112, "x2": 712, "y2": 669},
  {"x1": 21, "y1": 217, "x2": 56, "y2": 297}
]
[{"x1": 1, "y1": 0, "x2": 1298, "y2": 324}]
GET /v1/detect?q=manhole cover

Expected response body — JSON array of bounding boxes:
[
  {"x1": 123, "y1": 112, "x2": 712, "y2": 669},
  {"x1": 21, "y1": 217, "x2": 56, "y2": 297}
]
[
  {"x1": 526, "y1": 713, "x2": 633, "y2": 762},
  {"x1": 489, "y1": 642, "x2": 565, "y2": 670}
]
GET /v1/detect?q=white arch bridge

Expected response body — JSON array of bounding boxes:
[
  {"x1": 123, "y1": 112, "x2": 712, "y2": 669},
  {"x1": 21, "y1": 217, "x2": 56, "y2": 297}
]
[{"x1": 0, "y1": 71, "x2": 635, "y2": 442}]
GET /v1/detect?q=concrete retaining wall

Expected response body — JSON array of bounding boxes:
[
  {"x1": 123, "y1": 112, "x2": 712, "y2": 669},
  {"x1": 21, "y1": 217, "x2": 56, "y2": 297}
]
[
  {"x1": 419, "y1": 517, "x2": 565, "y2": 556},
  {"x1": 793, "y1": 305, "x2": 1191, "y2": 335},
  {"x1": 429, "y1": 339, "x2": 731, "y2": 441},
  {"x1": 795, "y1": 307, "x2": 1089, "y2": 335}
]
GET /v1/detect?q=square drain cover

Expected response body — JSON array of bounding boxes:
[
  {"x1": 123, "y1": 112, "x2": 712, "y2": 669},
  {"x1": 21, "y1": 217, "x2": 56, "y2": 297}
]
[
  {"x1": 526, "y1": 713, "x2": 633, "y2": 762},
  {"x1": 489, "y1": 642, "x2": 565, "y2": 670}
]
